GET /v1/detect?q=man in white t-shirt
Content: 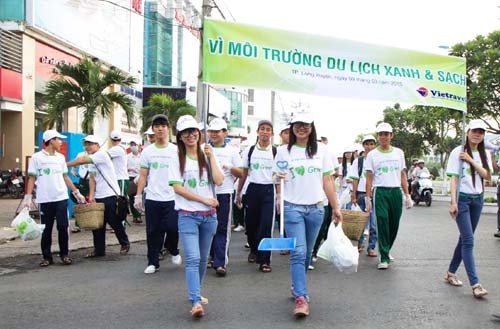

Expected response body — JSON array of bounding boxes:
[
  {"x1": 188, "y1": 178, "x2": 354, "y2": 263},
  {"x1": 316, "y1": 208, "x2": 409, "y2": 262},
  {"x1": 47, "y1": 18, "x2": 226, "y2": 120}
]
[
  {"x1": 134, "y1": 114, "x2": 181, "y2": 274},
  {"x1": 411, "y1": 159, "x2": 430, "y2": 196},
  {"x1": 237, "y1": 120, "x2": 277, "y2": 272},
  {"x1": 365, "y1": 123, "x2": 412, "y2": 270},
  {"x1": 23, "y1": 130, "x2": 86, "y2": 267},
  {"x1": 67, "y1": 135, "x2": 130, "y2": 258},
  {"x1": 108, "y1": 131, "x2": 129, "y2": 225},
  {"x1": 207, "y1": 118, "x2": 243, "y2": 276},
  {"x1": 127, "y1": 140, "x2": 142, "y2": 223}
]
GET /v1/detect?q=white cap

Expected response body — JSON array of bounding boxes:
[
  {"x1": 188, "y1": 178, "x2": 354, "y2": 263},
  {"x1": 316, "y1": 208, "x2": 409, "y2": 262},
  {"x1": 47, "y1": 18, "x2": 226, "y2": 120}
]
[
  {"x1": 362, "y1": 135, "x2": 376, "y2": 143},
  {"x1": 144, "y1": 127, "x2": 154, "y2": 135},
  {"x1": 467, "y1": 119, "x2": 487, "y2": 131},
  {"x1": 279, "y1": 124, "x2": 291, "y2": 133},
  {"x1": 82, "y1": 135, "x2": 100, "y2": 144},
  {"x1": 176, "y1": 115, "x2": 199, "y2": 132},
  {"x1": 42, "y1": 130, "x2": 66, "y2": 142},
  {"x1": 343, "y1": 146, "x2": 354, "y2": 153},
  {"x1": 417, "y1": 159, "x2": 424, "y2": 164},
  {"x1": 291, "y1": 111, "x2": 314, "y2": 124},
  {"x1": 375, "y1": 122, "x2": 393, "y2": 133},
  {"x1": 110, "y1": 130, "x2": 122, "y2": 140},
  {"x1": 208, "y1": 118, "x2": 227, "y2": 131}
]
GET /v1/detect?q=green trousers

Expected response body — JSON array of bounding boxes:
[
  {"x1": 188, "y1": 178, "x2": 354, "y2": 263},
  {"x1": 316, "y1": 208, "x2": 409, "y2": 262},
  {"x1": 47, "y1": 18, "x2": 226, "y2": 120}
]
[{"x1": 374, "y1": 187, "x2": 403, "y2": 263}]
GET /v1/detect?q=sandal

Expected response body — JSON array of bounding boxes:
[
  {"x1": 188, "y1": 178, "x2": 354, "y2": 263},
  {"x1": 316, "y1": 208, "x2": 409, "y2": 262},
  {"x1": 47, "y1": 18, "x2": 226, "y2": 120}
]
[
  {"x1": 190, "y1": 303, "x2": 205, "y2": 318},
  {"x1": 39, "y1": 259, "x2": 53, "y2": 267},
  {"x1": 71, "y1": 227, "x2": 81, "y2": 233},
  {"x1": 120, "y1": 244, "x2": 130, "y2": 255},
  {"x1": 259, "y1": 264, "x2": 272, "y2": 273},
  {"x1": 61, "y1": 256, "x2": 73, "y2": 265},
  {"x1": 444, "y1": 271, "x2": 463, "y2": 287},
  {"x1": 472, "y1": 283, "x2": 488, "y2": 298},
  {"x1": 201, "y1": 296, "x2": 209, "y2": 305},
  {"x1": 215, "y1": 266, "x2": 227, "y2": 277},
  {"x1": 367, "y1": 249, "x2": 378, "y2": 257},
  {"x1": 207, "y1": 260, "x2": 213, "y2": 269},
  {"x1": 247, "y1": 252, "x2": 257, "y2": 263}
]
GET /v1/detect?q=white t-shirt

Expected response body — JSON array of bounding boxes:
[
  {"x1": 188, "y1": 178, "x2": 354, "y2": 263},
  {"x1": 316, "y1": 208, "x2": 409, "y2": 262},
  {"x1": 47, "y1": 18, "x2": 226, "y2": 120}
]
[
  {"x1": 140, "y1": 143, "x2": 177, "y2": 201},
  {"x1": 446, "y1": 145, "x2": 492, "y2": 194},
  {"x1": 127, "y1": 153, "x2": 141, "y2": 178},
  {"x1": 274, "y1": 143, "x2": 333, "y2": 205},
  {"x1": 168, "y1": 153, "x2": 221, "y2": 212},
  {"x1": 212, "y1": 144, "x2": 242, "y2": 194},
  {"x1": 365, "y1": 147, "x2": 406, "y2": 188},
  {"x1": 28, "y1": 151, "x2": 69, "y2": 203},
  {"x1": 75, "y1": 151, "x2": 89, "y2": 179},
  {"x1": 348, "y1": 157, "x2": 368, "y2": 193},
  {"x1": 88, "y1": 150, "x2": 120, "y2": 199},
  {"x1": 108, "y1": 145, "x2": 128, "y2": 180},
  {"x1": 241, "y1": 145, "x2": 275, "y2": 184},
  {"x1": 412, "y1": 167, "x2": 430, "y2": 180},
  {"x1": 339, "y1": 163, "x2": 353, "y2": 189}
]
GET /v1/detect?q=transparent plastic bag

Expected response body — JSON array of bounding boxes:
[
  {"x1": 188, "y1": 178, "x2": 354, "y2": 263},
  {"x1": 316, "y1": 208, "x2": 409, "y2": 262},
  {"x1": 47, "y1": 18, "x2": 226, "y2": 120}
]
[
  {"x1": 351, "y1": 204, "x2": 362, "y2": 212},
  {"x1": 10, "y1": 208, "x2": 45, "y2": 241},
  {"x1": 339, "y1": 188, "x2": 351, "y2": 208},
  {"x1": 318, "y1": 222, "x2": 359, "y2": 274}
]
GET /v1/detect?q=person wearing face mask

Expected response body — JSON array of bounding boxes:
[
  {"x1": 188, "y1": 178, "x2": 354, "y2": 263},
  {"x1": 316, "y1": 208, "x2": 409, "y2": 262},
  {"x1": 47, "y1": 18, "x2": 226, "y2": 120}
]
[{"x1": 127, "y1": 140, "x2": 142, "y2": 223}]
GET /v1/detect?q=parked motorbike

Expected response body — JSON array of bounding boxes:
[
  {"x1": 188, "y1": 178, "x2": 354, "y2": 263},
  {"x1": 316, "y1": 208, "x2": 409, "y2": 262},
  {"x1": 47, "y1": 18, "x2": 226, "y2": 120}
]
[
  {"x1": 0, "y1": 169, "x2": 24, "y2": 199},
  {"x1": 411, "y1": 172, "x2": 433, "y2": 207}
]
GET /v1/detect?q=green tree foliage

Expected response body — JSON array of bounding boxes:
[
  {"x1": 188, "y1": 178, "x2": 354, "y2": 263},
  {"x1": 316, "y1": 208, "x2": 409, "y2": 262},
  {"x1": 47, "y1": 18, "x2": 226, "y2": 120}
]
[
  {"x1": 382, "y1": 104, "x2": 462, "y2": 170},
  {"x1": 141, "y1": 93, "x2": 196, "y2": 135},
  {"x1": 450, "y1": 30, "x2": 500, "y2": 133},
  {"x1": 44, "y1": 57, "x2": 137, "y2": 134}
]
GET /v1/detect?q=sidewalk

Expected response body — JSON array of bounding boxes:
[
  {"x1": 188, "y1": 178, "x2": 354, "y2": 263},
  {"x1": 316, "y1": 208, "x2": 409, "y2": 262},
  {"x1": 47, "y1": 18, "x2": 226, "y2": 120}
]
[{"x1": 0, "y1": 198, "x2": 146, "y2": 258}]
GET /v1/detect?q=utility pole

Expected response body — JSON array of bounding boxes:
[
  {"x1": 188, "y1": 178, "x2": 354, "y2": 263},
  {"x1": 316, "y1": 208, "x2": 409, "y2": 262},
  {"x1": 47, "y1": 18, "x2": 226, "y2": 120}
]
[{"x1": 196, "y1": 0, "x2": 213, "y2": 121}]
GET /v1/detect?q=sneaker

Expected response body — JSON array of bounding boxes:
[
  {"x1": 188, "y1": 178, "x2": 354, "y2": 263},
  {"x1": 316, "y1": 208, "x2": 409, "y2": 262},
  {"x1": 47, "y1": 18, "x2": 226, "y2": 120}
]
[
  {"x1": 389, "y1": 254, "x2": 395, "y2": 261},
  {"x1": 233, "y1": 225, "x2": 245, "y2": 232},
  {"x1": 293, "y1": 296, "x2": 310, "y2": 317},
  {"x1": 494, "y1": 230, "x2": 500, "y2": 238},
  {"x1": 171, "y1": 254, "x2": 182, "y2": 266},
  {"x1": 312, "y1": 256, "x2": 318, "y2": 263},
  {"x1": 472, "y1": 283, "x2": 488, "y2": 298},
  {"x1": 377, "y1": 262, "x2": 389, "y2": 270},
  {"x1": 308, "y1": 265, "x2": 314, "y2": 270},
  {"x1": 144, "y1": 265, "x2": 158, "y2": 274},
  {"x1": 244, "y1": 242, "x2": 250, "y2": 249}
]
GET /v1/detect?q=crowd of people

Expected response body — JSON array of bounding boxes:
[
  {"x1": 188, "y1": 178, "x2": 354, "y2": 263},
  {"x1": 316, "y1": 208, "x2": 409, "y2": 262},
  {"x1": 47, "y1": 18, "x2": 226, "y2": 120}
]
[{"x1": 20, "y1": 114, "x2": 499, "y2": 318}]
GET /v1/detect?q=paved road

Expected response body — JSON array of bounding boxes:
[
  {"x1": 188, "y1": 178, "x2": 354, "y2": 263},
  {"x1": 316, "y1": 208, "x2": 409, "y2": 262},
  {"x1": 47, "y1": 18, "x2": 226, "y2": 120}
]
[{"x1": 1, "y1": 202, "x2": 500, "y2": 329}]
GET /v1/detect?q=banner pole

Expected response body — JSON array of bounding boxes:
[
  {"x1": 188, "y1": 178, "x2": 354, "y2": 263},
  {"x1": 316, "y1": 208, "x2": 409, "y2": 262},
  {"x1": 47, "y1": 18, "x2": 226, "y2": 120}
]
[{"x1": 456, "y1": 111, "x2": 467, "y2": 205}]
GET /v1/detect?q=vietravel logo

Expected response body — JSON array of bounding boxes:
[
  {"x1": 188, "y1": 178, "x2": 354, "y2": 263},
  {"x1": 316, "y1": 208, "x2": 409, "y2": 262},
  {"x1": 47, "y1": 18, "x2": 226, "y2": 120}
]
[{"x1": 417, "y1": 87, "x2": 466, "y2": 103}]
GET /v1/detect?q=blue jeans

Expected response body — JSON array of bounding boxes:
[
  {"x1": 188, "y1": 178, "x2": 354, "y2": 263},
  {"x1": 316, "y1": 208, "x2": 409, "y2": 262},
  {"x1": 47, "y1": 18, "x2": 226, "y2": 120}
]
[
  {"x1": 178, "y1": 211, "x2": 217, "y2": 306},
  {"x1": 448, "y1": 194, "x2": 483, "y2": 286},
  {"x1": 356, "y1": 192, "x2": 377, "y2": 251},
  {"x1": 284, "y1": 201, "x2": 324, "y2": 299}
]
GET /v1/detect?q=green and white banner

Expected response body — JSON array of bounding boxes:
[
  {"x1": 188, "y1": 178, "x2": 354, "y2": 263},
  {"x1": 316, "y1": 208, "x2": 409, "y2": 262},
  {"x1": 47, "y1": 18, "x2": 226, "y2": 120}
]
[{"x1": 203, "y1": 19, "x2": 467, "y2": 112}]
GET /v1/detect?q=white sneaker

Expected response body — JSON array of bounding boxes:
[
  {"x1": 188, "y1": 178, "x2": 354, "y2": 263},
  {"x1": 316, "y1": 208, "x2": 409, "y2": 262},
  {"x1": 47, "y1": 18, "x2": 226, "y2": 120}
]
[
  {"x1": 389, "y1": 254, "x2": 395, "y2": 261},
  {"x1": 308, "y1": 265, "x2": 314, "y2": 270},
  {"x1": 377, "y1": 262, "x2": 389, "y2": 270},
  {"x1": 312, "y1": 256, "x2": 318, "y2": 263},
  {"x1": 144, "y1": 265, "x2": 158, "y2": 274},
  {"x1": 171, "y1": 254, "x2": 182, "y2": 266},
  {"x1": 233, "y1": 225, "x2": 245, "y2": 232}
]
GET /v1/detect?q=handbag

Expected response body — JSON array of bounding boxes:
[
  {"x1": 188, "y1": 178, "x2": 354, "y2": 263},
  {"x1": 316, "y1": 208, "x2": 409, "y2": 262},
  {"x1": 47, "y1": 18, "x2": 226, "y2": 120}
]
[{"x1": 93, "y1": 164, "x2": 130, "y2": 223}]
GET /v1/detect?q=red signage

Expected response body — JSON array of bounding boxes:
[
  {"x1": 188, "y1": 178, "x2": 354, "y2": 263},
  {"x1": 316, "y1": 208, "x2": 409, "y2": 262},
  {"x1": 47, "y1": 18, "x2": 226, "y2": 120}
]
[
  {"x1": 35, "y1": 41, "x2": 79, "y2": 81},
  {"x1": 0, "y1": 68, "x2": 22, "y2": 101},
  {"x1": 132, "y1": 0, "x2": 142, "y2": 14},
  {"x1": 174, "y1": 9, "x2": 201, "y2": 39}
]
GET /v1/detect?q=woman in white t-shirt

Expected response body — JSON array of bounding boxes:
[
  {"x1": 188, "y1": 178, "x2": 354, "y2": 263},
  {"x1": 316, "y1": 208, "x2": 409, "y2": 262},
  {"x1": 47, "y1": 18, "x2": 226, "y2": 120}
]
[
  {"x1": 274, "y1": 112, "x2": 342, "y2": 318},
  {"x1": 444, "y1": 119, "x2": 491, "y2": 298},
  {"x1": 168, "y1": 115, "x2": 223, "y2": 318}
]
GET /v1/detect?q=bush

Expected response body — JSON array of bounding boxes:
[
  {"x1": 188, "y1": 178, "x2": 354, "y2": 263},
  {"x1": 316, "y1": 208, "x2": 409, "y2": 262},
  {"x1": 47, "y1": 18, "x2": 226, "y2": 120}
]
[{"x1": 484, "y1": 197, "x2": 497, "y2": 203}]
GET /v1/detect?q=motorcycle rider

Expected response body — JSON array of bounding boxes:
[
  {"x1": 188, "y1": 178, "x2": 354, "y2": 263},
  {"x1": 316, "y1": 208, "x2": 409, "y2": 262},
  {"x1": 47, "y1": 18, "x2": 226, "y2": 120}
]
[{"x1": 411, "y1": 159, "x2": 430, "y2": 197}]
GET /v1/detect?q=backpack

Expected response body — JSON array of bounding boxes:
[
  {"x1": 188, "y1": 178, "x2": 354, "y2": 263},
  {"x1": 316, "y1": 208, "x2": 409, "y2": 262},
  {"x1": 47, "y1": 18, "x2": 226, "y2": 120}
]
[
  {"x1": 247, "y1": 144, "x2": 277, "y2": 168},
  {"x1": 358, "y1": 156, "x2": 364, "y2": 178}
]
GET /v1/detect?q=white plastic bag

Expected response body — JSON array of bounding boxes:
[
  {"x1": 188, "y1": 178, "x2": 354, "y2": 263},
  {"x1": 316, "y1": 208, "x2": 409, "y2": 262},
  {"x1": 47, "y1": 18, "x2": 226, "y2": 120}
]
[
  {"x1": 351, "y1": 204, "x2": 362, "y2": 212},
  {"x1": 339, "y1": 188, "x2": 351, "y2": 208},
  {"x1": 318, "y1": 222, "x2": 359, "y2": 274},
  {"x1": 10, "y1": 208, "x2": 45, "y2": 241}
]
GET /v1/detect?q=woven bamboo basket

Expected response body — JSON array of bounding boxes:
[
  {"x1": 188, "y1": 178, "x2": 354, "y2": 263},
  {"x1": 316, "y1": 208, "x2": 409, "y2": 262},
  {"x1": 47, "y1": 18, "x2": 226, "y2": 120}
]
[
  {"x1": 340, "y1": 209, "x2": 369, "y2": 240},
  {"x1": 73, "y1": 203, "x2": 105, "y2": 230}
]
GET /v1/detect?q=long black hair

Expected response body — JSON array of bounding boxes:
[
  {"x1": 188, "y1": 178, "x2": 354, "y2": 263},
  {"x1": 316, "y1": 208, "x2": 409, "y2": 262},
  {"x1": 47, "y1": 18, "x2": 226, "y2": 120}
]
[
  {"x1": 288, "y1": 122, "x2": 317, "y2": 158},
  {"x1": 342, "y1": 152, "x2": 354, "y2": 177},
  {"x1": 175, "y1": 129, "x2": 207, "y2": 180},
  {"x1": 464, "y1": 136, "x2": 489, "y2": 188}
]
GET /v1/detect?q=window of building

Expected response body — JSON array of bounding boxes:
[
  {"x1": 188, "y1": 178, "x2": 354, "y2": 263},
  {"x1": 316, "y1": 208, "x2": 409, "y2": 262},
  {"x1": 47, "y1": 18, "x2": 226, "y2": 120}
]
[
  {"x1": 248, "y1": 89, "x2": 254, "y2": 102},
  {"x1": 248, "y1": 105, "x2": 254, "y2": 116}
]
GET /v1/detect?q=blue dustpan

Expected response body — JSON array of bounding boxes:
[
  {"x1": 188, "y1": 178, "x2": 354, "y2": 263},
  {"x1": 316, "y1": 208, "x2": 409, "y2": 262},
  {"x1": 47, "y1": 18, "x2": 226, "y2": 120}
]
[{"x1": 258, "y1": 162, "x2": 296, "y2": 251}]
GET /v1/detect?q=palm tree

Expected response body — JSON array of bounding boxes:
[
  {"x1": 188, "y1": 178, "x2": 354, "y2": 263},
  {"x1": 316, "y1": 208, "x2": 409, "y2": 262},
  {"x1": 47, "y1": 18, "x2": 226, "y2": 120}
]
[
  {"x1": 44, "y1": 56, "x2": 137, "y2": 134},
  {"x1": 141, "y1": 93, "x2": 196, "y2": 136}
]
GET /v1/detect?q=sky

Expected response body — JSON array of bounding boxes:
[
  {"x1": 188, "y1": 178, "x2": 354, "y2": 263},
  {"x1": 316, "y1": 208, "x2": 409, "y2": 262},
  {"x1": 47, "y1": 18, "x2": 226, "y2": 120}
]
[{"x1": 187, "y1": 0, "x2": 499, "y2": 152}]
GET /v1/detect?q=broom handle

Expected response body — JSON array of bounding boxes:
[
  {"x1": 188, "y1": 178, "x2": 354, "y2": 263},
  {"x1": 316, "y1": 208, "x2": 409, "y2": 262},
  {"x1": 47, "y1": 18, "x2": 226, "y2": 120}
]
[{"x1": 280, "y1": 177, "x2": 284, "y2": 238}]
